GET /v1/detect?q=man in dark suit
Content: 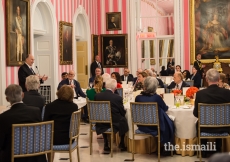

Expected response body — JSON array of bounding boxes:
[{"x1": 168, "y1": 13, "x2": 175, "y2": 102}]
[
  {"x1": 94, "y1": 78, "x2": 128, "y2": 151},
  {"x1": 167, "y1": 72, "x2": 190, "y2": 90},
  {"x1": 90, "y1": 55, "x2": 104, "y2": 77},
  {"x1": 63, "y1": 29, "x2": 72, "y2": 61},
  {"x1": 108, "y1": 16, "x2": 118, "y2": 29},
  {"x1": 193, "y1": 68, "x2": 230, "y2": 155},
  {"x1": 23, "y1": 75, "x2": 45, "y2": 112},
  {"x1": 193, "y1": 53, "x2": 204, "y2": 77},
  {"x1": 121, "y1": 68, "x2": 134, "y2": 84},
  {"x1": 18, "y1": 54, "x2": 48, "y2": 92},
  {"x1": 89, "y1": 67, "x2": 102, "y2": 87},
  {"x1": 0, "y1": 84, "x2": 46, "y2": 162}
]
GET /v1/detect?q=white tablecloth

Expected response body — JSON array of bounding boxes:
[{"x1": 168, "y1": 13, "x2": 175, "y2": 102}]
[
  {"x1": 73, "y1": 97, "x2": 87, "y2": 108},
  {"x1": 166, "y1": 106, "x2": 197, "y2": 139}
]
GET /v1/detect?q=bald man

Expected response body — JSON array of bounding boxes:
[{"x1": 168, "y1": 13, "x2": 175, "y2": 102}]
[{"x1": 18, "y1": 54, "x2": 48, "y2": 92}]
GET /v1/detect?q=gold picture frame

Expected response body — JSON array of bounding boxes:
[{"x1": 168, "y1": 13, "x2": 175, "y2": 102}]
[
  {"x1": 91, "y1": 34, "x2": 99, "y2": 62},
  {"x1": 106, "y1": 12, "x2": 121, "y2": 31},
  {"x1": 190, "y1": 0, "x2": 230, "y2": 64},
  {"x1": 6, "y1": 0, "x2": 30, "y2": 66},
  {"x1": 101, "y1": 34, "x2": 128, "y2": 67},
  {"x1": 59, "y1": 21, "x2": 73, "y2": 65}
]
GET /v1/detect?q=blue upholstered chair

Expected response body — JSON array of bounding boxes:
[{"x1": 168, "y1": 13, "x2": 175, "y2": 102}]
[
  {"x1": 11, "y1": 121, "x2": 54, "y2": 162},
  {"x1": 41, "y1": 106, "x2": 45, "y2": 121},
  {"x1": 116, "y1": 88, "x2": 123, "y2": 98},
  {"x1": 52, "y1": 110, "x2": 81, "y2": 162},
  {"x1": 130, "y1": 102, "x2": 173, "y2": 162},
  {"x1": 184, "y1": 80, "x2": 194, "y2": 87},
  {"x1": 197, "y1": 103, "x2": 230, "y2": 162},
  {"x1": 87, "y1": 101, "x2": 114, "y2": 157}
]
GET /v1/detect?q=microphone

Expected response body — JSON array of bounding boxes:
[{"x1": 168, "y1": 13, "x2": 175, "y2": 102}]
[{"x1": 35, "y1": 66, "x2": 40, "y2": 75}]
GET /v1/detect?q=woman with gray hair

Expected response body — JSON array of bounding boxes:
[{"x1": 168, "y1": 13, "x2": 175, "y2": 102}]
[{"x1": 135, "y1": 77, "x2": 174, "y2": 149}]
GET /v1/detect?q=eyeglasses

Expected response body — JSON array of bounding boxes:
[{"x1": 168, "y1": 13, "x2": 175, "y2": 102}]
[{"x1": 69, "y1": 74, "x2": 74, "y2": 76}]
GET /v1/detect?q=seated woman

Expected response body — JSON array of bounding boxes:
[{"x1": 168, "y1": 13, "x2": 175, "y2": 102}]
[
  {"x1": 219, "y1": 73, "x2": 229, "y2": 89},
  {"x1": 111, "y1": 72, "x2": 122, "y2": 88},
  {"x1": 182, "y1": 70, "x2": 191, "y2": 81},
  {"x1": 190, "y1": 66, "x2": 201, "y2": 88},
  {"x1": 135, "y1": 76, "x2": 174, "y2": 144},
  {"x1": 159, "y1": 66, "x2": 168, "y2": 76},
  {"x1": 175, "y1": 65, "x2": 182, "y2": 73},
  {"x1": 44, "y1": 85, "x2": 78, "y2": 146},
  {"x1": 133, "y1": 72, "x2": 148, "y2": 91},
  {"x1": 86, "y1": 75, "x2": 105, "y2": 100}
]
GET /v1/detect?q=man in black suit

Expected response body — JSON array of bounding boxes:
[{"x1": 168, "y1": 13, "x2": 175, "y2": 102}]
[
  {"x1": 193, "y1": 53, "x2": 204, "y2": 77},
  {"x1": 23, "y1": 75, "x2": 45, "y2": 112},
  {"x1": 90, "y1": 55, "x2": 104, "y2": 77},
  {"x1": 121, "y1": 68, "x2": 134, "y2": 84},
  {"x1": 167, "y1": 72, "x2": 190, "y2": 90},
  {"x1": 18, "y1": 54, "x2": 48, "y2": 92},
  {"x1": 89, "y1": 67, "x2": 102, "y2": 87},
  {"x1": 108, "y1": 16, "x2": 118, "y2": 29},
  {"x1": 193, "y1": 68, "x2": 230, "y2": 155},
  {"x1": 0, "y1": 84, "x2": 46, "y2": 162},
  {"x1": 94, "y1": 78, "x2": 128, "y2": 151}
]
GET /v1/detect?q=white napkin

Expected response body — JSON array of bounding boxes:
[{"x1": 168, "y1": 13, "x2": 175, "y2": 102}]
[{"x1": 164, "y1": 93, "x2": 174, "y2": 106}]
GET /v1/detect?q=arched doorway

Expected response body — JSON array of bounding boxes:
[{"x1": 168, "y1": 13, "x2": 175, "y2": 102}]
[
  {"x1": 31, "y1": 0, "x2": 58, "y2": 103},
  {"x1": 73, "y1": 6, "x2": 91, "y2": 88}
]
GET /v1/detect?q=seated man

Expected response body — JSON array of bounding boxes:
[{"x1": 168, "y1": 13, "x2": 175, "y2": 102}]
[
  {"x1": 167, "y1": 72, "x2": 190, "y2": 90},
  {"x1": 89, "y1": 67, "x2": 102, "y2": 87},
  {"x1": 23, "y1": 75, "x2": 45, "y2": 112},
  {"x1": 144, "y1": 69, "x2": 164, "y2": 88},
  {"x1": 94, "y1": 78, "x2": 128, "y2": 151},
  {"x1": 121, "y1": 68, "x2": 134, "y2": 84},
  {"x1": 193, "y1": 68, "x2": 230, "y2": 155},
  {"x1": 0, "y1": 84, "x2": 46, "y2": 162},
  {"x1": 61, "y1": 72, "x2": 68, "y2": 80}
]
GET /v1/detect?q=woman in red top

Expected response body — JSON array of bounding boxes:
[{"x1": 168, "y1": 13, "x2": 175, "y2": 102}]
[{"x1": 111, "y1": 72, "x2": 122, "y2": 88}]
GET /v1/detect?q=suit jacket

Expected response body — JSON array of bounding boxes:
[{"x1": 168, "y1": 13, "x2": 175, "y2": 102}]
[
  {"x1": 167, "y1": 81, "x2": 190, "y2": 90},
  {"x1": 23, "y1": 90, "x2": 45, "y2": 112},
  {"x1": 0, "y1": 103, "x2": 46, "y2": 162},
  {"x1": 90, "y1": 61, "x2": 104, "y2": 77},
  {"x1": 133, "y1": 77, "x2": 138, "y2": 85},
  {"x1": 108, "y1": 22, "x2": 118, "y2": 29},
  {"x1": 121, "y1": 75, "x2": 134, "y2": 84},
  {"x1": 94, "y1": 90, "x2": 128, "y2": 136},
  {"x1": 157, "y1": 78, "x2": 165, "y2": 88},
  {"x1": 57, "y1": 78, "x2": 86, "y2": 98},
  {"x1": 18, "y1": 63, "x2": 43, "y2": 92},
  {"x1": 193, "y1": 84, "x2": 230, "y2": 133},
  {"x1": 43, "y1": 99, "x2": 78, "y2": 145},
  {"x1": 191, "y1": 73, "x2": 201, "y2": 88}
]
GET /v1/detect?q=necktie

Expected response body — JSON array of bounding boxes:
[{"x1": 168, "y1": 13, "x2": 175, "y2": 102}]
[
  {"x1": 30, "y1": 68, "x2": 35, "y2": 75},
  {"x1": 176, "y1": 84, "x2": 179, "y2": 89}
]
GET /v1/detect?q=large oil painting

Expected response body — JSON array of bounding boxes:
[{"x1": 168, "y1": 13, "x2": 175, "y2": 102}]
[{"x1": 190, "y1": 0, "x2": 230, "y2": 63}]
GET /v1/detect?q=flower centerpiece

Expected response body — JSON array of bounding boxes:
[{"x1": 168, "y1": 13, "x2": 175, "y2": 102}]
[
  {"x1": 185, "y1": 87, "x2": 199, "y2": 104},
  {"x1": 171, "y1": 89, "x2": 182, "y2": 96}
]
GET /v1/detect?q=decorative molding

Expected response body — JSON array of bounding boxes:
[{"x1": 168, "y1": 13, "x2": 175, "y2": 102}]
[{"x1": 33, "y1": 29, "x2": 46, "y2": 36}]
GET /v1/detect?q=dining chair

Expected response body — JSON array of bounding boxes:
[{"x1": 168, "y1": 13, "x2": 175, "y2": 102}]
[
  {"x1": 41, "y1": 105, "x2": 45, "y2": 121},
  {"x1": 130, "y1": 102, "x2": 172, "y2": 162},
  {"x1": 52, "y1": 110, "x2": 81, "y2": 162},
  {"x1": 87, "y1": 101, "x2": 114, "y2": 157},
  {"x1": 11, "y1": 121, "x2": 54, "y2": 162},
  {"x1": 184, "y1": 80, "x2": 194, "y2": 87},
  {"x1": 116, "y1": 88, "x2": 123, "y2": 98},
  {"x1": 197, "y1": 103, "x2": 230, "y2": 162}
]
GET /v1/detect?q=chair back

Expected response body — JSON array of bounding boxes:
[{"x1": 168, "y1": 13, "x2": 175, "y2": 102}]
[
  {"x1": 41, "y1": 105, "x2": 45, "y2": 121},
  {"x1": 11, "y1": 121, "x2": 54, "y2": 161},
  {"x1": 185, "y1": 80, "x2": 194, "y2": 87},
  {"x1": 116, "y1": 88, "x2": 123, "y2": 98},
  {"x1": 130, "y1": 102, "x2": 159, "y2": 126},
  {"x1": 87, "y1": 101, "x2": 112, "y2": 124},
  {"x1": 198, "y1": 103, "x2": 230, "y2": 126},
  {"x1": 69, "y1": 110, "x2": 81, "y2": 141}
]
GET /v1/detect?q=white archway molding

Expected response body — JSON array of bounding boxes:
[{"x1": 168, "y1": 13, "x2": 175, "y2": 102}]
[
  {"x1": 31, "y1": 0, "x2": 59, "y2": 98},
  {"x1": 0, "y1": 0, "x2": 7, "y2": 105},
  {"x1": 72, "y1": 5, "x2": 91, "y2": 79}
]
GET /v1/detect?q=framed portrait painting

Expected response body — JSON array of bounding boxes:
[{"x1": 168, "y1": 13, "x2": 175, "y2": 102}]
[
  {"x1": 106, "y1": 12, "x2": 121, "y2": 31},
  {"x1": 101, "y1": 34, "x2": 128, "y2": 68},
  {"x1": 190, "y1": 0, "x2": 230, "y2": 64},
  {"x1": 6, "y1": 0, "x2": 30, "y2": 66},
  {"x1": 59, "y1": 21, "x2": 73, "y2": 65},
  {"x1": 91, "y1": 34, "x2": 99, "y2": 62}
]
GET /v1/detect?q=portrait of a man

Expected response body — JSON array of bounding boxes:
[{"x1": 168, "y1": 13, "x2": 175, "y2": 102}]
[
  {"x1": 106, "y1": 12, "x2": 121, "y2": 31},
  {"x1": 6, "y1": 0, "x2": 30, "y2": 66},
  {"x1": 101, "y1": 34, "x2": 128, "y2": 67},
  {"x1": 59, "y1": 21, "x2": 73, "y2": 65},
  {"x1": 190, "y1": 0, "x2": 230, "y2": 62}
]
